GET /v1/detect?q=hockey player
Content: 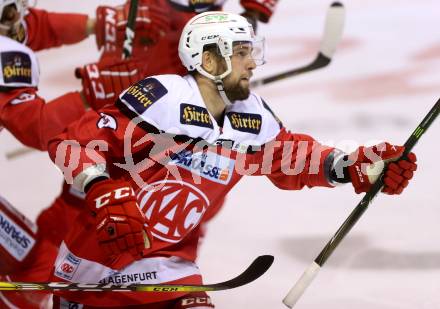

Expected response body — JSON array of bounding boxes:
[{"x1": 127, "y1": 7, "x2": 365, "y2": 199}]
[
  {"x1": 95, "y1": 0, "x2": 279, "y2": 76},
  {"x1": 0, "y1": 0, "x2": 279, "y2": 249},
  {"x1": 0, "y1": 35, "x2": 85, "y2": 309},
  {"x1": 47, "y1": 11, "x2": 417, "y2": 308},
  {"x1": 0, "y1": 20, "x2": 144, "y2": 309}
]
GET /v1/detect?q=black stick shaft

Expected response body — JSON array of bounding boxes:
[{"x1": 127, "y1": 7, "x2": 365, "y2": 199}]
[
  {"x1": 122, "y1": 0, "x2": 139, "y2": 59},
  {"x1": 315, "y1": 98, "x2": 440, "y2": 266},
  {"x1": 251, "y1": 53, "x2": 330, "y2": 88}
]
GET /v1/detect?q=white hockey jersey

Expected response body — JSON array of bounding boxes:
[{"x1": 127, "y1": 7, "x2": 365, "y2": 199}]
[{"x1": 48, "y1": 74, "x2": 335, "y2": 306}]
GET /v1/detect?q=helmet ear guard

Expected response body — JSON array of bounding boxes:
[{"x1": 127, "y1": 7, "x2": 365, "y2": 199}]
[{"x1": 195, "y1": 36, "x2": 233, "y2": 81}]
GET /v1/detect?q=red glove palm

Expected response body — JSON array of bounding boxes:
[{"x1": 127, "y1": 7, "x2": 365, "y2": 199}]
[
  {"x1": 347, "y1": 142, "x2": 417, "y2": 194},
  {"x1": 85, "y1": 179, "x2": 152, "y2": 259},
  {"x1": 95, "y1": 0, "x2": 169, "y2": 53},
  {"x1": 76, "y1": 58, "x2": 144, "y2": 110}
]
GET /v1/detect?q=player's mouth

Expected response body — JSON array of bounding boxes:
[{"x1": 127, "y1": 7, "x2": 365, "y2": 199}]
[{"x1": 241, "y1": 74, "x2": 252, "y2": 83}]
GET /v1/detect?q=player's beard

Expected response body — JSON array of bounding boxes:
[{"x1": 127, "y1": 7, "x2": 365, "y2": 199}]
[
  {"x1": 222, "y1": 77, "x2": 250, "y2": 102},
  {"x1": 6, "y1": 23, "x2": 25, "y2": 43}
]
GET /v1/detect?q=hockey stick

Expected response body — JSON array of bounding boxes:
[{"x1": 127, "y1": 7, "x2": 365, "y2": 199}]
[
  {"x1": 5, "y1": 146, "x2": 35, "y2": 160},
  {"x1": 0, "y1": 255, "x2": 273, "y2": 292},
  {"x1": 250, "y1": 2, "x2": 345, "y2": 88},
  {"x1": 122, "y1": 0, "x2": 139, "y2": 59},
  {"x1": 282, "y1": 98, "x2": 440, "y2": 308}
]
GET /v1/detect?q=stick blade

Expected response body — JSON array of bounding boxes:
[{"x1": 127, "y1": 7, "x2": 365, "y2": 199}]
[
  {"x1": 319, "y1": 2, "x2": 346, "y2": 59},
  {"x1": 210, "y1": 255, "x2": 274, "y2": 289}
]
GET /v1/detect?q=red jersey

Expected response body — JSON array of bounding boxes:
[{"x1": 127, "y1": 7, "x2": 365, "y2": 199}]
[
  {"x1": 23, "y1": 8, "x2": 89, "y2": 51},
  {"x1": 48, "y1": 75, "x2": 336, "y2": 306},
  {"x1": 0, "y1": 89, "x2": 85, "y2": 150}
]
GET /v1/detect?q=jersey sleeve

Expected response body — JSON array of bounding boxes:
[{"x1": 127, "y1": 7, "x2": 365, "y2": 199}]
[
  {"x1": 0, "y1": 89, "x2": 86, "y2": 150},
  {"x1": 240, "y1": 127, "x2": 336, "y2": 190},
  {"x1": 266, "y1": 128, "x2": 336, "y2": 189},
  {"x1": 25, "y1": 8, "x2": 89, "y2": 51},
  {"x1": 47, "y1": 104, "x2": 151, "y2": 192}
]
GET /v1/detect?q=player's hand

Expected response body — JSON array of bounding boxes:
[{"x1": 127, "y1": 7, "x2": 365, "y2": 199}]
[
  {"x1": 85, "y1": 179, "x2": 152, "y2": 259},
  {"x1": 95, "y1": 0, "x2": 169, "y2": 53},
  {"x1": 75, "y1": 57, "x2": 144, "y2": 110},
  {"x1": 347, "y1": 142, "x2": 417, "y2": 194}
]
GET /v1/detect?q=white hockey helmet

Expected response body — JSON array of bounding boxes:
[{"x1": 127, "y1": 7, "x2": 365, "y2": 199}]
[
  {"x1": 0, "y1": 0, "x2": 26, "y2": 32},
  {"x1": 178, "y1": 11, "x2": 265, "y2": 81}
]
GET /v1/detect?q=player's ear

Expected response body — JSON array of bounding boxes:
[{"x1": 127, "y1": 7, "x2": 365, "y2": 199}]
[{"x1": 201, "y1": 50, "x2": 218, "y2": 75}]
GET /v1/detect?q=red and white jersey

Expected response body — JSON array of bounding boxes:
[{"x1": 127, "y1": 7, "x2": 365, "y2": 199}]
[
  {"x1": 48, "y1": 74, "x2": 336, "y2": 306},
  {"x1": 22, "y1": 8, "x2": 88, "y2": 51}
]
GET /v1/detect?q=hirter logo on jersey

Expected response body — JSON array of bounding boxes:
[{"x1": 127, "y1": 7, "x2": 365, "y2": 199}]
[
  {"x1": 1, "y1": 51, "x2": 32, "y2": 84},
  {"x1": 180, "y1": 103, "x2": 213, "y2": 128},
  {"x1": 120, "y1": 78, "x2": 168, "y2": 115},
  {"x1": 227, "y1": 112, "x2": 262, "y2": 134},
  {"x1": 137, "y1": 180, "x2": 210, "y2": 243},
  {"x1": 169, "y1": 150, "x2": 234, "y2": 184}
]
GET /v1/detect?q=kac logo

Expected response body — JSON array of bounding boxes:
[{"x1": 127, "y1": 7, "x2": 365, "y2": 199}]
[{"x1": 137, "y1": 180, "x2": 210, "y2": 243}]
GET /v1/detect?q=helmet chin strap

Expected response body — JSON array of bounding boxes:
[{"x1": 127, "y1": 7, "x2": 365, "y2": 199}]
[{"x1": 196, "y1": 56, "x2": 233, "y2": 106}]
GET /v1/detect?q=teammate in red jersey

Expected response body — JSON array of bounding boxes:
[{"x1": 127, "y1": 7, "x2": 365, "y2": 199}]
[
  {"x1": 47, "y1": 11, "x2": 417, "y2": 308},
  {"x1": 0, "y1": 2, "x2": 144, "y2": 307},
  {"x1": 0, "y1": 34, "x2": 87, "y2": 309}
]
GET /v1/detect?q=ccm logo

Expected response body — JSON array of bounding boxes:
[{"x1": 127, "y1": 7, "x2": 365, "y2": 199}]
[{"x1": 94, "y1": 187, "x2": 134, "y2": 209}]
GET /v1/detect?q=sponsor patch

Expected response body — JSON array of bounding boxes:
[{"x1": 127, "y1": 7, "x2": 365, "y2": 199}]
[
  {"x1": 180, "y1": 103, "x2": 213, "y2": 128},
  {"x1": 1, "y1": 51, "x2": 32, "y2": 85},
  {"x1": 169, "y1": 150, "x2": 234, "y2": 184},
  {"x1": 55, "y1": 252, "x2": 81, "y2": 281},
  {"x1": 227, "y1": 112, "x2": 262, "y2": 134},
  {"x1": 97, "y1": 112, "x2": 117, "y2": 130},
  {"x1": 0, "y1": 210, "x2": 35, "y2": 261},
  {"x1": 99, "y1": 271, "x2": 158, "y2": 284},
  {"x1": 120, "y1": 78, "x2": 167, "y2": 115}
]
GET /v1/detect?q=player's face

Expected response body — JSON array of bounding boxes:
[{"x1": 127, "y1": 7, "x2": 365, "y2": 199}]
[
  {"x1": 222, "y1": 43, "x2": 257, "y2": 101},
  {"x1": 0, "y1": 4, "x2": 20, "y2": 37}
]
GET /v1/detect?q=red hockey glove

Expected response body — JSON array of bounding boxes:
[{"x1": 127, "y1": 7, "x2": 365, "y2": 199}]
[
  {"x1": 95, "y1": 0, "x2": 169, "y2": 53},
  {"x1": 347, "y1": 142, "x2": 417, "y2": 194},
  {"x1": 76, "y1": 58, "x2": 144, "y2": 110},
  {"x1": 240, "y1": 0, "x2": 279, "y2": 23},
  {"x1": 85, "y1": 179, "x2": 152, "y2": 259}
]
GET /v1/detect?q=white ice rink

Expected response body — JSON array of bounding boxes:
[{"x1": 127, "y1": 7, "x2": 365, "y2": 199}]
[{"x1": 1, "y1": 0, "x2": 439, "y2": 308}]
